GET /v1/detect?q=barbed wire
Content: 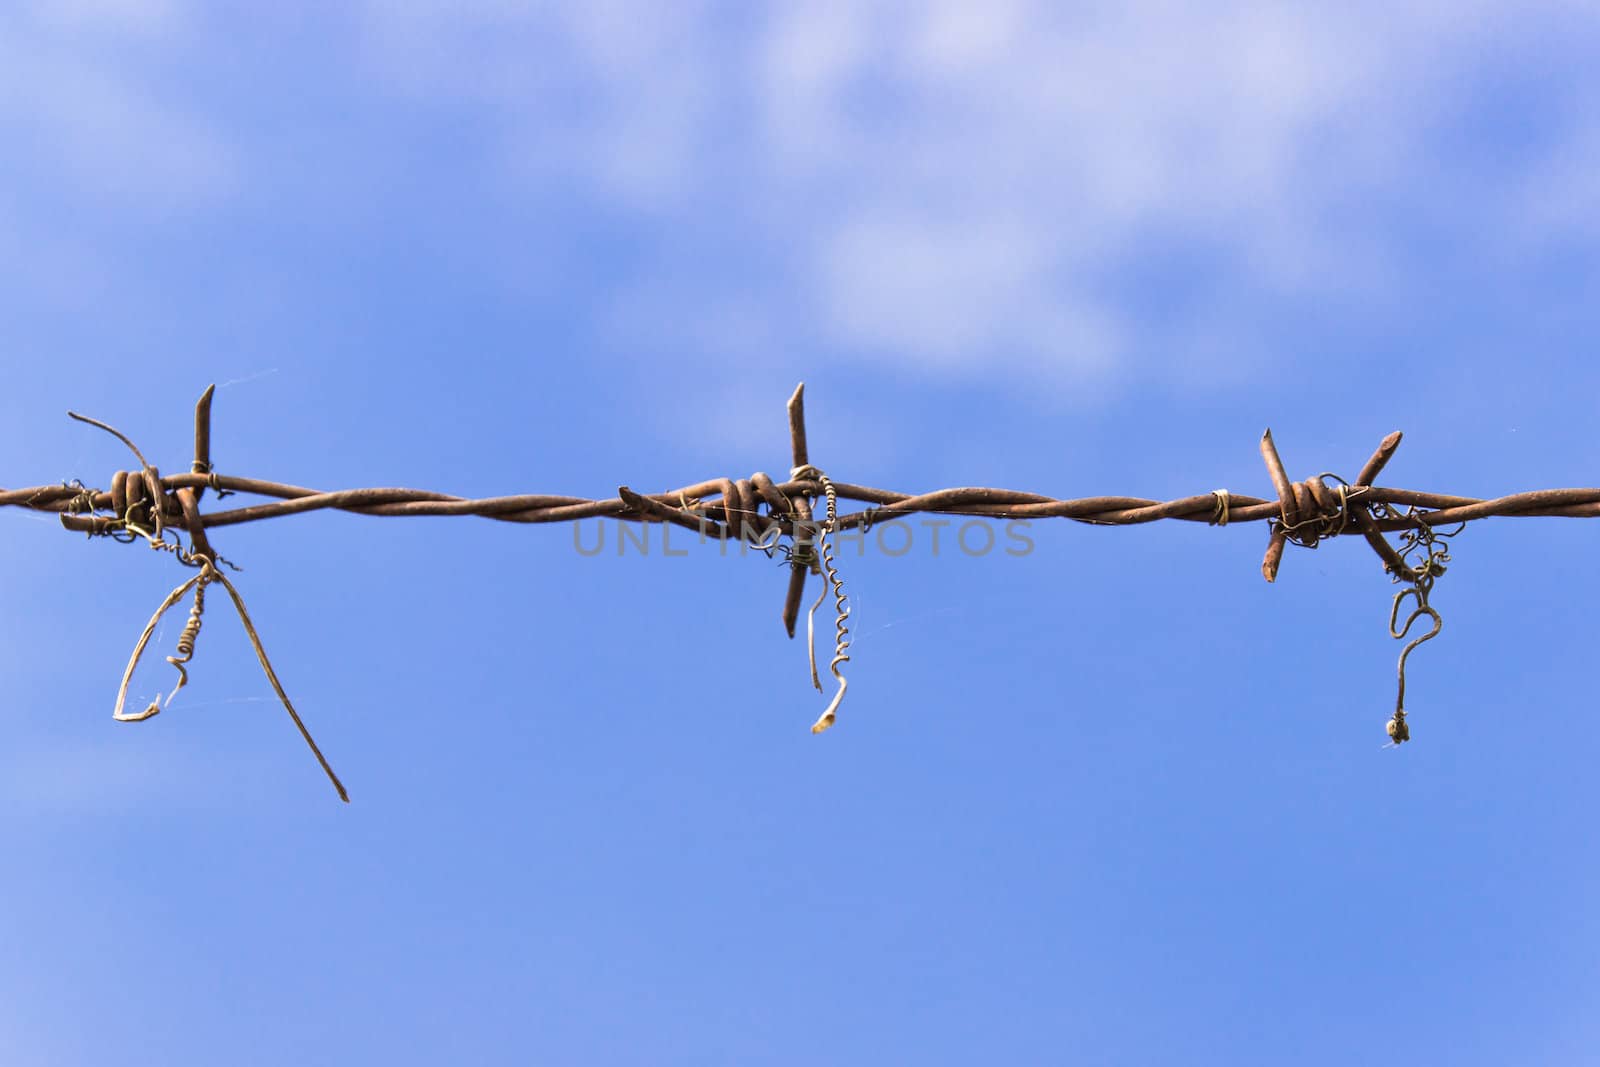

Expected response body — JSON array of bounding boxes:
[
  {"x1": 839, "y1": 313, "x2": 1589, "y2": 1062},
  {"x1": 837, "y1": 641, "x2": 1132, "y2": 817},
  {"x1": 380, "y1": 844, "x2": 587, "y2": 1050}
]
[{"x1": 4, "y1": 383, "x2": 1595, "y2": 800}]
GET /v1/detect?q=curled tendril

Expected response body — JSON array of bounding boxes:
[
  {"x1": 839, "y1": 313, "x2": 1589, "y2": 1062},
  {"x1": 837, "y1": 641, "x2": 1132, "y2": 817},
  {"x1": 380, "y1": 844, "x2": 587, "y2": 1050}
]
[
  {"x1": 791, "y1": 465, "x2": 852, "y2": 734},
  {"x1": 1378, "y1": 506, "x2": 1459, "y2": 744},
  {"x1": 112, "y1": 558, "x2": 346, "y2": 801}
]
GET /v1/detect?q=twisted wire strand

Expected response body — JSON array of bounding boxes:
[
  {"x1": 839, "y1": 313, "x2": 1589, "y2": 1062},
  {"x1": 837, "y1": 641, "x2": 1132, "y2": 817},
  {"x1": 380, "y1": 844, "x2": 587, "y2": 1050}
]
[
  {"x1": 1274, "y1": 474, "x2": 1367, "y2": 548},
  {"x1": 18, "y1": 472, "x2": 1600, "y2": 533},
  {"x1": 61, "y1": 478, "x2": 100, "y2": 515},
  {"x1": 14, "y1": 386, "x2": 1600, "y2": 796}
]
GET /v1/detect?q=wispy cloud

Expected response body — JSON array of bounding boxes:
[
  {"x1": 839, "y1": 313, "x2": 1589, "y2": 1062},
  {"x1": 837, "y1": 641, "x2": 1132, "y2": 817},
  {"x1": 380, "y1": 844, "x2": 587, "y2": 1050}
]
[
  {"x1": 8, "y1": 1, "x2": 1594, "y2": 392},
  {"x1": 355, "y1": 0, "x2": 1600, "y2": 389}
]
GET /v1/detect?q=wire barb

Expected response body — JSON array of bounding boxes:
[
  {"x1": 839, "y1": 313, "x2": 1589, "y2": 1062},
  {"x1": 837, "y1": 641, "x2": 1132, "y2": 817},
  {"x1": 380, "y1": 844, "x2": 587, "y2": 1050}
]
[{"x1": 8, "y1": 385, "x2": 1597, "y2": 794}]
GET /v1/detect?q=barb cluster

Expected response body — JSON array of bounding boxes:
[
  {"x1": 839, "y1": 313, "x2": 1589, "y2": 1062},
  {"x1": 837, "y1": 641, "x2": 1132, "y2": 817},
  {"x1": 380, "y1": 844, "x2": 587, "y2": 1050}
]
[{"x1": 3, "y1": 382, "x2": 1594, "y2": 799}]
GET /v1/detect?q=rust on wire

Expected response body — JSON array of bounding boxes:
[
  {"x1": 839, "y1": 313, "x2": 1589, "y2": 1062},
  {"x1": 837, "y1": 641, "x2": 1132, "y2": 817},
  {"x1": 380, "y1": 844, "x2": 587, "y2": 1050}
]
[
  {"x1": 3, "y1": 381, "x2": 1597, "y2": 799},
  {"x1": 21, "y1": 464, "x2": 1600, "y2": 533},
  {"x1": 50, "y1": 389, "x2": 348, "y2": 801},
  {"x1": 782, "y1": 382, "x2": 813, "y2": 639}
]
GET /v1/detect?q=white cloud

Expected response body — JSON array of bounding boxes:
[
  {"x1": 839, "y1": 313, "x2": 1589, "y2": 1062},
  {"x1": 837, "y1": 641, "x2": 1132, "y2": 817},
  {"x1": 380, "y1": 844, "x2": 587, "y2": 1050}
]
[
  {"x1": 351, "y1": 0, "x2": 1599, "y2": 392},
  {"x1": 14, "y1": 1, "x2": 1591, "y2": 389},
  {"x1": 818, "y1": 212, "x2": 1118, "y2": 379}
]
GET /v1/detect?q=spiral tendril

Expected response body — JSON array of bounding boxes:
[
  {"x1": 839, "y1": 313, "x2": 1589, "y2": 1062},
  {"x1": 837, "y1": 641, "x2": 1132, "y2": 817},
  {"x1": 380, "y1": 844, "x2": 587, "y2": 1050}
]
[
  {"x1": 1374, "y1": 503, "x2": 1461, "y2": 744},
  {"x1": 112, "y1": 556, "x2": 348, "y2": 801},
  {"x1": 793, "y1": 465, "x2": 852, "y2": 733}
]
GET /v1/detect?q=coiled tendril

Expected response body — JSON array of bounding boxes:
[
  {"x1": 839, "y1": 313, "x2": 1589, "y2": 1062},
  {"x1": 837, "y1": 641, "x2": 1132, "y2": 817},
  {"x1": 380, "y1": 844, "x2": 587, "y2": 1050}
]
[{"x1": 792, "y1": 465, "x2": 852, "y2": 734}]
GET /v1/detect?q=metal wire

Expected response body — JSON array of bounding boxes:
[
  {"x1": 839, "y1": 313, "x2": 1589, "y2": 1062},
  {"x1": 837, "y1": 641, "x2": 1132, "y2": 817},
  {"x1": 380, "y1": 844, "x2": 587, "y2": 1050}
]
[{"x1": 2, "y1": 382, "x2": 1592, "y2": 798}]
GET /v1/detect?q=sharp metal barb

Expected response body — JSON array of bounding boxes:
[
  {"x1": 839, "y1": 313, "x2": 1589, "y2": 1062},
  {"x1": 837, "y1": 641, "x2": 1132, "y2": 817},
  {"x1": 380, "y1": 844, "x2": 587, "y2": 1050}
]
[{"x1": 6, "y1": 385, "x2": 1593, "y2": 799}]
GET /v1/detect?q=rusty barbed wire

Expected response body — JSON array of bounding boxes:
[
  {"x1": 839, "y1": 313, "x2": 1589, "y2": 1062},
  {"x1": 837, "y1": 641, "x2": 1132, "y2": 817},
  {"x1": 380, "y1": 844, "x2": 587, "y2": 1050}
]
[{"x1": 4, "y1": 382, "x2": 1598, "y2": 799}]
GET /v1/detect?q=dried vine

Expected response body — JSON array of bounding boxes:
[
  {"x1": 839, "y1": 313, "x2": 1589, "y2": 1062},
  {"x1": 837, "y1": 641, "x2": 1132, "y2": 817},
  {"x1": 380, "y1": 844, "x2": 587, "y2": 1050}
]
[{"x1": 3, "y1": 382, "x2": 1588, "y2": 799}]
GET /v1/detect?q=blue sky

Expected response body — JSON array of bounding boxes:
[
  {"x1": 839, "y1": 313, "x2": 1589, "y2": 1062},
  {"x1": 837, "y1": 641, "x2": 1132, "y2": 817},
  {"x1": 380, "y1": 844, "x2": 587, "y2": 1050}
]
[{"x1": 4, "y1": 3, "x2": 1600, "y2": 1064}]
